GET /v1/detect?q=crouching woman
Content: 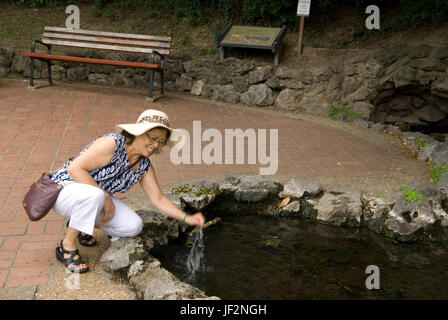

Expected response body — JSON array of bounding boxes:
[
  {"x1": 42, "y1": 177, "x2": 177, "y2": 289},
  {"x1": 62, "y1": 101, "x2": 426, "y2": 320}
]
[{"x1": 51, "y1": 109, "x2": 204, "y2": 273}]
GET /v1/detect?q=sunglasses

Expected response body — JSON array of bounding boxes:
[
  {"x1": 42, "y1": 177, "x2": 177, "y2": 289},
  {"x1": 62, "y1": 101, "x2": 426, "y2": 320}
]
[{"x1": 145, "y1": 133, "x2": 167, "y2": 146}]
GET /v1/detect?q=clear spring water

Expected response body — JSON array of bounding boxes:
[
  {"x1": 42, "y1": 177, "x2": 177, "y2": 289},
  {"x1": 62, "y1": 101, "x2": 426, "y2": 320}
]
[
  {"x1": 152, "y1": 215, "x2": 448, "y2": 299},
  {"x1": 185, "y1": 229, "x2": 213, "y2": 282}
]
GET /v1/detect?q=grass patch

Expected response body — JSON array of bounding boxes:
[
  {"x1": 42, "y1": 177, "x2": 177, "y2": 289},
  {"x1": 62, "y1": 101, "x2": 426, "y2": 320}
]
[
  {"x1": 429, "y1": 161, "x2": 448, "y2": 183},
  {"x1": 328, "y1": 106, "x2": 363, "y2": 120},
  {"x1": 415, "y1": 137, "x2": 428, "y2": 150},
  {"x1": 400, "y1": 185, "x2": 425, "y2": 202}
]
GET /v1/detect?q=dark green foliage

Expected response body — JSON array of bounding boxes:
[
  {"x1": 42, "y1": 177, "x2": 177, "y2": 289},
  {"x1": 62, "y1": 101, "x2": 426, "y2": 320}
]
[{"x1": 7, "y1": 0, "x2": 448, "y2": 30}]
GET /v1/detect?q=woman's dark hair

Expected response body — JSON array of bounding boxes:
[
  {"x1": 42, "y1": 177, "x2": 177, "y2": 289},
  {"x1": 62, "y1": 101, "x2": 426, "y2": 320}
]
[
  {"x1": 120, "y1": 127, "x2": 171, "y2": 146},
  {"x1": 121, "y1": 130, "x2": 136, "y2": 145}
]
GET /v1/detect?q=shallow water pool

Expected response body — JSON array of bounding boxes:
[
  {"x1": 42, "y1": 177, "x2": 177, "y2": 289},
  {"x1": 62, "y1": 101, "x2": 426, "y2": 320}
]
[{"x1": 152, "y1": 215, "x2": 448, "y2": 299}]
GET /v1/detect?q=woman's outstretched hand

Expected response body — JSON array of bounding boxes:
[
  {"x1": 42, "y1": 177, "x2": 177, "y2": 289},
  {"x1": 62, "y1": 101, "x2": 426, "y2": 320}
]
[{"x1": 186, "y1": 212, "x2": 205, "y2": 228}]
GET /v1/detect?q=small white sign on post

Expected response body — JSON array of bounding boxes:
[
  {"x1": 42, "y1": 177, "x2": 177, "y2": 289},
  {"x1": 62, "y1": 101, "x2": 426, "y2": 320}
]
[
  {"x1": 296, "y1": 0, "x2": 311, "y2": 55},
  {"x1": 297, "y1": 0, "x2": 311, "y2": 17}
]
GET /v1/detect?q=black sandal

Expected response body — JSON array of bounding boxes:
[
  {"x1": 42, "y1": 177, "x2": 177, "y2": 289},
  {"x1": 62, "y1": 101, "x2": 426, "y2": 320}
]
[
  {"x1": 66, "y1": 219, "x2": 98, "y2": 247},
  {"x1": 78, "y1": 233, "x2": 97, "y2": 247},
  {"x1": 55, "y1": 241, "x2": 89, "y2": 273}
]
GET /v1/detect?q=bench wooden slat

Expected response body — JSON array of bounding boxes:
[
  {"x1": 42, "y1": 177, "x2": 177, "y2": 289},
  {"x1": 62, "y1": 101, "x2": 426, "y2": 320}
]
[
  {"x1": 44, "y1": 26, "x2": 171, "y2": 42},
  {"x1": 23, "y1": 52, "x2": 164, "y2": 69},
  {"x1": 42, "y1": 39, "x2": 170, "y2": 55},
  {"x1": 43, "y1": 32, "x2": 171, "y2": 49}
]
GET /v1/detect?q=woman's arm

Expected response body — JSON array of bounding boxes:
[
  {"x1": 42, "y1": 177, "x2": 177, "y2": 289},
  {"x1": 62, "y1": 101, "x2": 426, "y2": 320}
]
[
  {"x1": 140, "y1": 166, "x2": 205, "y2": 228},
  {"x1": 66, "y1": 136, "x2": 117, "y2": 222}
]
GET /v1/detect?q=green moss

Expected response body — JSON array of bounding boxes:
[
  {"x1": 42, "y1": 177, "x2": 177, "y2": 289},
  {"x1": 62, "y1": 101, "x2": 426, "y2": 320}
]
[{"x1": 171, "y1": 183, "x2": 220, "y2": 197}]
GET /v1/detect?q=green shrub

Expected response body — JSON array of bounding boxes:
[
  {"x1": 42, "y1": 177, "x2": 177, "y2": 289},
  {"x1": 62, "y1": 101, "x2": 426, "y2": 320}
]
[
  {"x1": 8, "y1": 0, "x2": 448, "y2": 31},
  {"x1": 400, "y1": 185, "x2": 425, "y2": 202},
  {"x1": 429, "y1": 161, "x2": 448, "y2": 183},
  {"x1": 415, "y1": 137, "x2": 428, "y2": 150}
]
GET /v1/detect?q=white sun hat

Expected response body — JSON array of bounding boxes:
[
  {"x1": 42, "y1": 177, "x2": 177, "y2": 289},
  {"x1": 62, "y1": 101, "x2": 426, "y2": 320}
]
[{"x1": 115, "y1": 109, "x2": 186, "y2": 149}]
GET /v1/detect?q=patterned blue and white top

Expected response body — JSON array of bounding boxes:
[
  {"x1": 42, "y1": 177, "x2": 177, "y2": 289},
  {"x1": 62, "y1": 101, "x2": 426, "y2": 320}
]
[{"x1": 51, "y1": 133, "x2": 151, "y2": 194}]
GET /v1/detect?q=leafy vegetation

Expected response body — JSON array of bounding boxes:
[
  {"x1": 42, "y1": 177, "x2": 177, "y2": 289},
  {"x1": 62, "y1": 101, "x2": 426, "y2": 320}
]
[
  {"x1": 328, "y1": 106, "x2": 363, "y2": 120},
  {"x1": 400, "y1": 185, "x2": 425, "y2": 202},
  {"x1": 428, "y1": 161, "x2": 448, "y2": 183},
  {"x1": 415, "y1": 137, "x2": 428, "y2": 151},
  {"x1": 8, "y1": 0, "x2": 448, "y2": 31}
]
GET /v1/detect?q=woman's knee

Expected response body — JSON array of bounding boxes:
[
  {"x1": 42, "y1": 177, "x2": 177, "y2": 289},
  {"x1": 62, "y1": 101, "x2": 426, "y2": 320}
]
[
  {"x1": 112, "y1": 215, "x2": 143, "y2": 238},
  {"x1": 129, "y1": 216, "x2": 143, "y2": 237}
]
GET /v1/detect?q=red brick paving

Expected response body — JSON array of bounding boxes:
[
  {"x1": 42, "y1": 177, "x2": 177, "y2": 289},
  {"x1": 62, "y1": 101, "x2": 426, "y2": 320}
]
[{"x1": 0, "y1": 80, "x2": 392, "y2": 289}]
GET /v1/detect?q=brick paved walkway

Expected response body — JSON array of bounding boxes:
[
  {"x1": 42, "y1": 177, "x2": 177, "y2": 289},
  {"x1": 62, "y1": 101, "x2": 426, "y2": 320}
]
[{"x1": 0, "y1": 80, "x2": 392, "y2": 290}]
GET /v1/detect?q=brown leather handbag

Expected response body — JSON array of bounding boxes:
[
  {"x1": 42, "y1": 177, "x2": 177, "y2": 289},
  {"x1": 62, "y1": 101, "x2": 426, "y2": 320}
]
[
  {"x1": 23, "y1": 172, "x2": 62, "y2": 221},
  {"x1": 22, "y1": 157, "x2": 142, "y2": 222}
]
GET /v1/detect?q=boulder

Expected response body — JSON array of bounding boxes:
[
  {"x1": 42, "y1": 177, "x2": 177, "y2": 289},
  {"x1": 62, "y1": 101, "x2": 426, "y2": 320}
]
[
  {"x1": 279, "y1": 178, "x2": 322, "y2": 199},
  {"x1": 51, "y1": 65, "x2": 66, "y2": 81},
  {"x1": 183, "y1": 59, "x2": 214, "y2": 80},
  {"x1": 433, "y1": 46, "x2": 448, "y2": 60},
  {"x1": 431, "y1": 77, "x2": 448, "y2": 99},
  {"x1": 275, "y1": 88, "x2": 303, "y2": 111},
  {"x1": 232, "y1": 76, "x2": 249, "y2": 93},
  {"x1": 248, "y1": 66, "x2": 273, "y2": 84},
  {"x1": 0, "y1": 66, "x2": 9, "y2": 77},
  {"x1": 0, "y1": 46, "x2": 14, "y2": 67},
  {"x1": 67, "y1": 66, "x2": 89, "y2": 81},
  {"x1": 265, "y1": 76, "x2": 281, "y2": 89},
  {"x1": 175, "y1": 73, "x2": 193, "y2": 92},
  {"x1": 240, "y1": 83, "x2": 274, "y2": 106},
  {"x1": 348, "y1": 101, "x2": 375, "y2": 120},
  {"x1": 429, "y1": 141, "x2": 448, "y2": 166},
  {"x1": 87, "y1": 73, "x2": 110, "y2": 85},
  {"x1": 275, "y1": 65, "x2": 301, "y2": 79},
  {"x1": 212, "y1": 84, "x2": 240, "y2": 103},
  {"x1": 129, "y1": 259, "x2": 216, "y2": 300},
  {"x1": 401, "y1": 132, "x2": 436, "y2": 152},
  {"x1": 234, "y1": 175, "x2": 281, "y2": 202},
  {"x1": 371, "y1": 45, "x2": 409, "y2": 68},
  {"x1": 280, "y1": 201, "x2": 301, "y2": 215},
  {"x1": 315, "y1": 188, "x2": 363, "y2": 227},
  {"x1": 100, "y1": 237, "x2": 147, "y2": 274},
  {"x1": 170, "y1": 180, "x2": 220, "y2": 211},
  {"x1": 342, "y1": 74, "x2": 363, "y2": 95},
  {"x1": 215, "y1": 57, "x2": 254, "y2": 77},
  {"x1": 365, "y1": 182, "x2": 448, "y2": 242},
  {"x1": 191, "y1": 80, "x2": 205, "y2": 96}
]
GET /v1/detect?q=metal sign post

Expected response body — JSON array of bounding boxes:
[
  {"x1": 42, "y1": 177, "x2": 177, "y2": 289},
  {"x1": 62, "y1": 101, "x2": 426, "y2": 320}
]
[{"x1": 296, "y1": 0, "x2": 311, "y2": 55}]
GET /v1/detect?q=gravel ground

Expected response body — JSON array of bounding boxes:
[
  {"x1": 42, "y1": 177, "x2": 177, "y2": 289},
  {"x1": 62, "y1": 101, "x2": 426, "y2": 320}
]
[{"x1": 34, "y1": 229, "x2": 136, "y2": 300}]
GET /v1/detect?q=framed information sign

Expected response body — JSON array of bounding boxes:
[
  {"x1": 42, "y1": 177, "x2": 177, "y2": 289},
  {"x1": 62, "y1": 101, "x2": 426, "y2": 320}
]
[{"x1": 217, "y1": 23, "x2": 287, "y2": 65}]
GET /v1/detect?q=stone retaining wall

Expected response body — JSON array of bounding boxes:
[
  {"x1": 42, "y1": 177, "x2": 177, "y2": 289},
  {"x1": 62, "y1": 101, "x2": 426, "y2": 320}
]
[{"x1": 1, "y1": 44, "x2": 447, "y2": 128}]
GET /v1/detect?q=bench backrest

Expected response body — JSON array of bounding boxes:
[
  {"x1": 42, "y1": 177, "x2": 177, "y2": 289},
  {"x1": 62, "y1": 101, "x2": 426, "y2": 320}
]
[{"x1": 42, "y1": 27, "x2": 171, "y2": 55}]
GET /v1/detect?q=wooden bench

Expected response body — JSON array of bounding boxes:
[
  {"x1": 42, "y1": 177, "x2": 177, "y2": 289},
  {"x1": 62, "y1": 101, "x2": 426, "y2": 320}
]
[{"x1": 23, "y1": 27, "x2": 171, "y2": 101}]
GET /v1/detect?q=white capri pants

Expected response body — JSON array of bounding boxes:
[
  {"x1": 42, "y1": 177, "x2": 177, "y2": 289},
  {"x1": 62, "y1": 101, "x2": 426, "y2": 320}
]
[{"x1": 53, "y1": 183, "x2": 143, "y2": 241}]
